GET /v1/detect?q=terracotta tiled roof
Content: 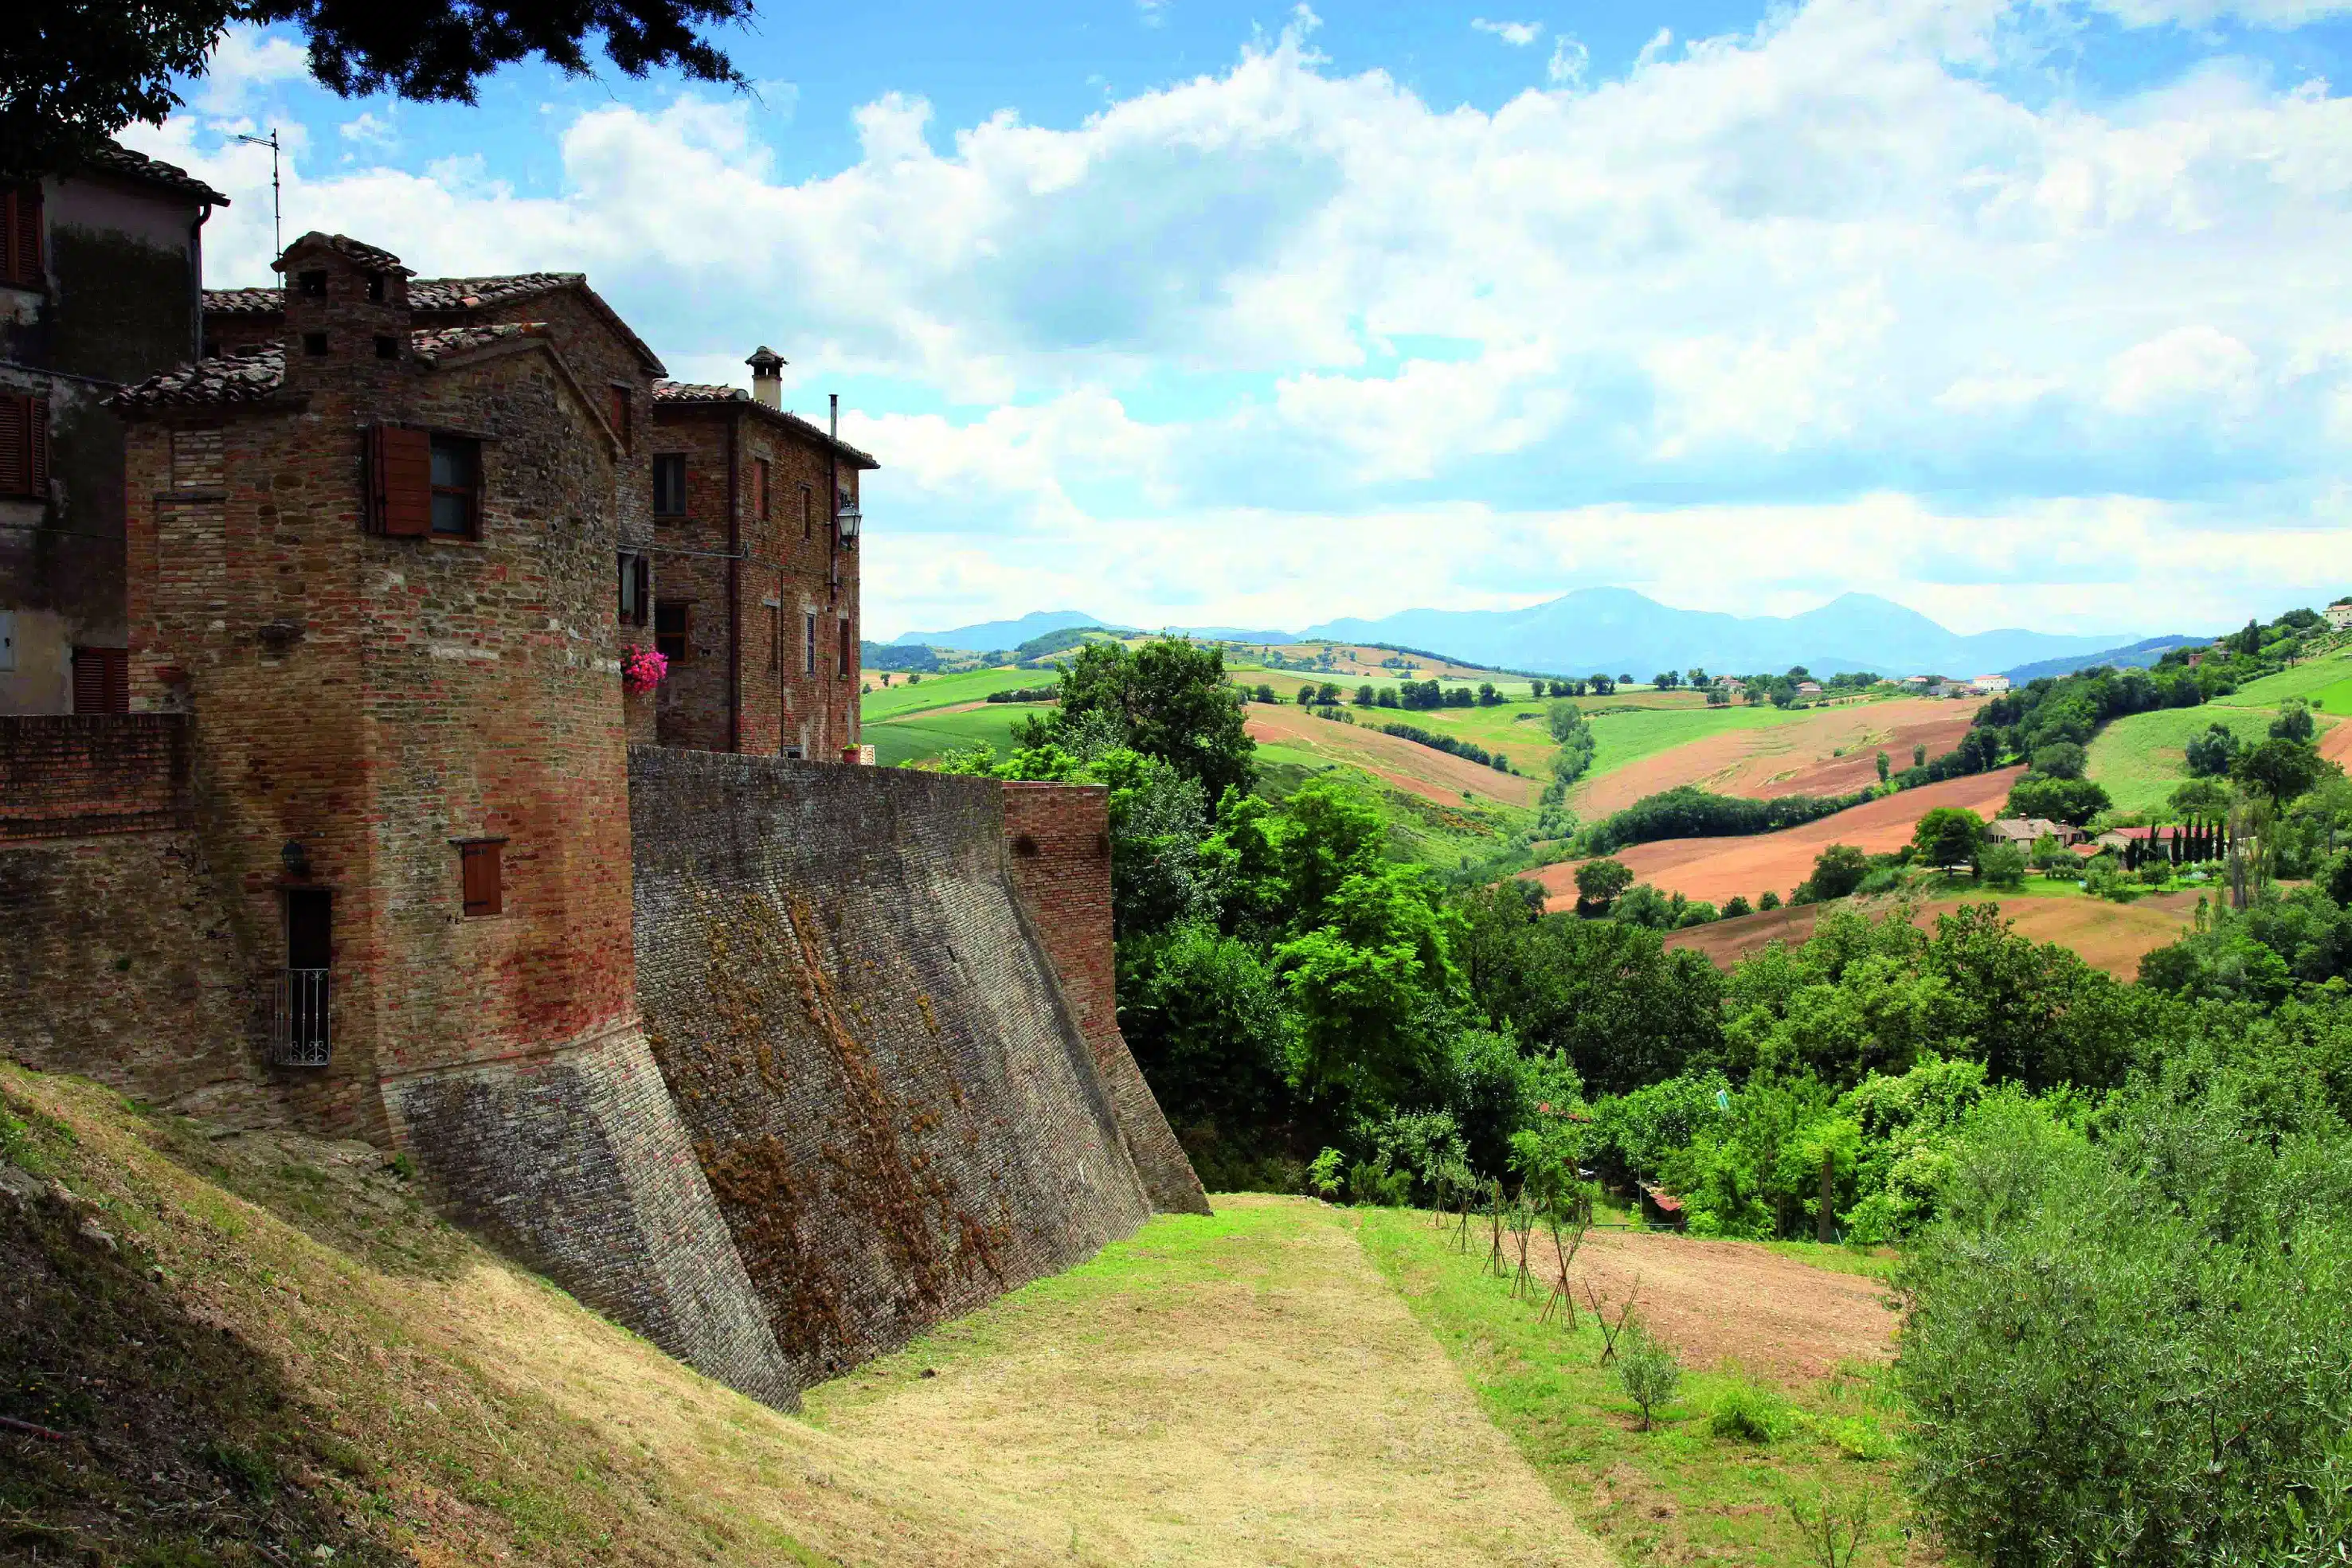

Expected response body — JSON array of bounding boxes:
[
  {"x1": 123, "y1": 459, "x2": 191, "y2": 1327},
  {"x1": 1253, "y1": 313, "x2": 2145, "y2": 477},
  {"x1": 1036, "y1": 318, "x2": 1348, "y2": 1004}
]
[
  {"x1": 73, "y1": 143, "x2": 230, "y2": 205},
  {"x1": 276, "y1": 232, "x2": 410, "y2": 275},
  {"x1": 204, "y1": 287, "x2": 282, "y2": 315},
  {"x1": 409, "y1": 322, "x2": 546, "y2": 362},
  {"x1": 108, "y1": 346, "x2": 285, "y2": 409},
  {"x1": 409, "y1": 273, "x2": 580, "y2": 311},
  {"x1": 652, "y1": 381, "x2": 881, "y2": 469}
]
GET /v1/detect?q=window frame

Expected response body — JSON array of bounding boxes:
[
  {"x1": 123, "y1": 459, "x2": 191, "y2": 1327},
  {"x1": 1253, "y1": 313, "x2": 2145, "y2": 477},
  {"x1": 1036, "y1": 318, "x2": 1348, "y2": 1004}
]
[
  {"x1": 803, "y1": 612, "x2": 817, "y2": 676},
  {"x1": 652, "y1": 452, "x2": 687, "y2": 518},
  {"x1": 2, "y1": 185, "x2": 43, "y2": 288},
  {"x1": 766, "y1": 602, "x2": 780, "y2": 671},
  {"x1": 0, "y1": 392, "x2": 48, "y2": 499},
  {"x1": 616, "y1": 550, "x2": 651, "y2": 628},
  {"x1": 427, "y1": 432, "x2": 483, "y2": 539},
  {"x1": 755, "y1": 457, "x2": 771, "y2": 522}
]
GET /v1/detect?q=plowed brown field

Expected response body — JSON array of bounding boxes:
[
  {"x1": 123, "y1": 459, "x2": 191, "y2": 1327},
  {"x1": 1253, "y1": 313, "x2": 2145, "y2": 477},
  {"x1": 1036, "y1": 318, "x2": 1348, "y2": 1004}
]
[
  {"x1": 1246, "y1": 706, "x2": 1541, "y2": 807},
  {"x1": 1572, "y1": 698, "x2": 1980, "y2": 816},
  {"x1": 1528, "y1": 768, "x2": 2024, "y2": 908},
  {"x1": 1661, "y1": 888, "x2": 2201, "y2": 979}
]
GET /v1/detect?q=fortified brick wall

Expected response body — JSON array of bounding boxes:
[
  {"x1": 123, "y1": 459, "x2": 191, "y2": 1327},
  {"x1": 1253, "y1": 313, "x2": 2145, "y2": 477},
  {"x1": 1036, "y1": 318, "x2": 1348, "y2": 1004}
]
[
  {"x1": 1000, "y1": 782, "x2": 1211, "y2": 1215},
  {"x1": 0, "y1": 715, "x2": 190, "y2": 841},
  {"x1": 628, "y1": 750, "x2": 1156, "y2": 1391}
]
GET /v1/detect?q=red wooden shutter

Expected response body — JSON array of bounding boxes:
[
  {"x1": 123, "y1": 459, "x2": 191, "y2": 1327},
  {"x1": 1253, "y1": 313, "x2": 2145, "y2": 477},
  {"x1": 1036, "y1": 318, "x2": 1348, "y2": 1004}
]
[
  {"x1": 370, "y1": 425, "x2": 431, "y2": 536},
  {"x1": 460, "y1": 842, "x2": 503, "y2": 917},
  {"x1": 0, "y1": 395, "x2": 25, "y2": 496},
  {"x1": 27, "y1": 396, "x2": 45, "y2": 495},
  {"x1": 72, "y1": 647, "x2": 127, "y2": 714},
  {"x1": 3, "y1": 187, "x2": 40, "y2": 286}
]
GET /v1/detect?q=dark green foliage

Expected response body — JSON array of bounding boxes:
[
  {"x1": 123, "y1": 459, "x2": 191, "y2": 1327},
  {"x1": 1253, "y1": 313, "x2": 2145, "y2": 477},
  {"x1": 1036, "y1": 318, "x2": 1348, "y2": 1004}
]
[
  {"x1": 1380, "y1": 721, "x2": 1495, "y2": 767},
  {"x1": 1909, "y1": 807, "x2": 1985, "y2": 870},
  {"x1": 1055, "y1": 638, "x2": 1258, "y2": 802},
  {"x1": 1723, "y1": 893, "x2": 1753, "y2": 918},
  {"x1": 1760, "y1": 890, "x2": 1783, "y2": 911},
  {"x1": 1803, "y1": 844, "x2": 1872, "y2": 901},
  {"x1": 2185, "y1": 722, "x2": 2241, "y2": 776},
  {"x1": 1585, "y1": 786, "x2": 1874, "y2": 854},
  {"x1": 2003, "y1": 773, "x2": 2111, "y2": 825},
  {"x1": 1572, "y1": 857, "x2": 1634, "y2": 909},
  {"x1": 1120, "y1": 925, "x2": 1294, "y2": 1148},
  {"x1": 2234, "y1": 735, "x2": 2327, "y2": 807},
  {"x1": 2273, "y1": 698, "x2": 2318, "y2": 744},
  {"x1": 2027, "y1": 741, "x2": 2088, "y2": 779}
]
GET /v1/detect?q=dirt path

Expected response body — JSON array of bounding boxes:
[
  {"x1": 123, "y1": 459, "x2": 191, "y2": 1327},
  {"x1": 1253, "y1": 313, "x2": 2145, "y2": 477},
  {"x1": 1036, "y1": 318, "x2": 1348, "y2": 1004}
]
[
  {"x1": 1528, "y1": 768, "x2": 2025, "y2": 909},
  {"x1": 1573, "y1": 1230, "x2": 1898, "y2": 1386},
  {"x1": 805, "y1": 1195, "x2": 1610, "y2": 1566},
  {"x1": 1664, "y1": 889, "x2": 2201, "y2": 978}
]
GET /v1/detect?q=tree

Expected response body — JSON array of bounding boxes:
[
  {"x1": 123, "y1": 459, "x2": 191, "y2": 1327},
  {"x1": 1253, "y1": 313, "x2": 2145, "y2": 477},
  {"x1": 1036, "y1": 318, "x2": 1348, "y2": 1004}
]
[
  {"x1": 1759, "y1": 890, "x2": 1782, "y2": 911},
  {"x1": 1055, "y1": 639, "x2": 1256, "y2": 804},
  {"x1": 2169, "y1": 776, "x2": 2233, "y2": 819},
  {"x1": 1978, "y1": 841, "x2": 2027, "y2": 888},
  {"x1": 1805, "y1": 844, "x2": 1873, "y2": 901},
  {"x1": 2027, "y1": 741, "x2": 2088, "y2": 780},
  {"x1": 4, "y1": 0, "x2": 753, "y2": 180},
  {"x1": 1875, "y1": 750, "x2": 1891, "y2": 784},
  {"x1": 1912, "y1": 744, "x2": 1927, "y2": 768},
  {"x1": 1723, "y1": 894, "x2": 1752, "y2": 917},
  {"x1": 2271, "y1": 698, "x2": 2317, "y2": 745},
  {"x1": 1254, "y1": 682, "x2": 1277, "y2": 704},
  {"x1": 1574, "y1": 858, "x2": 1634, "y2": 910},
  {"x1": 1912, "y1": 807, "x2": 1985, "y2": 872},
  {"x1": 2233, "y1": 737, "x2": 2326, "y2": 807},
  {"x1": 1614, "y1": 1320, "x2": 1682, "y2": 1431},
  {"x1": 1353, "y1": 684, "x2": 1376, "y2": 706},
  {"x1": 1687, "y1": 667, "x2": 1708, "y2": 688},
  {"x1": 2004, "y1": 774, "x2": 2111, "y2": 827},
  {"x1": 2186, "y1": 723, "x2": 2242, "y2": 777}
]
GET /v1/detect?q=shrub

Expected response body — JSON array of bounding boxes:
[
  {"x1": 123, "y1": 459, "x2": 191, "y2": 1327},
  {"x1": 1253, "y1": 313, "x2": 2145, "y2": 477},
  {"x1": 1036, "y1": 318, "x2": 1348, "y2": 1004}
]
[
  {"x1": 1614, "y1": 1320, "x2": 1683, "y2": 1430},
  {"x1": 2083, "y1": 857, "x2": 2132, "y2": 901},
  {"x1": 1305, "y1": 1148, "x2": 1344, "y2": 1200},
  {"x1": 1722, "y1": 894, "x2": 1754, "y2": 918},
  {"x1": 2006, "y1": 774, "x2": 2112, "y2": 826},
  {"x1": 1709, "y1": 1376, "x2": 1790, "y2": 1443},
  {"x1": 1806, "y1": 844, "x2": 1872, "y2": 900},
  {"x1": 1977, "y1": 841, "x2": 2027, "y2": 889},
  {"x1": 1759, "y1": 890, "x2": 1783, "y2": 911},
  {"x1": 1344, "y1": 1152, "x2": 1413, "y2": 1207}
]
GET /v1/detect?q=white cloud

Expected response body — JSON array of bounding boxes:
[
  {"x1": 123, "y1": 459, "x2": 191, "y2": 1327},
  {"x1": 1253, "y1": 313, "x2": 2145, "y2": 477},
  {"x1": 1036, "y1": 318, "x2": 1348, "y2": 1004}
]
[
  {"x1": 339, "y1": 111, "x2": 397, "y2": 147},
  {"x1": 1472, "y1": 18, "x2": 1544, "y2": 46},
  {"x1": 1546, "y1": 35, "x2": 1591, "y2": 85},
  {"x1": 194, "y1": 27, "x2": 311, "y2": 116},
  {"x1": 125, "y1": 0, "x2": 2352, "y2": 635}
]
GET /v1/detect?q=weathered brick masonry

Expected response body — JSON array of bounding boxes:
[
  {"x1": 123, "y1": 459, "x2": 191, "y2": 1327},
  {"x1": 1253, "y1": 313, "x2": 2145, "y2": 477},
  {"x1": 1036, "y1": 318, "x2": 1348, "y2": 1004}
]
[
  {"x1": 629, "y1": 750, "x2": 1156, "y2": 1390},
  {"x1": 1001, "y1": 782, "x2": 1211, "y2": 1215},
  {"x1": 0, "y1": 714, "x2": 190, "y2": 840}
]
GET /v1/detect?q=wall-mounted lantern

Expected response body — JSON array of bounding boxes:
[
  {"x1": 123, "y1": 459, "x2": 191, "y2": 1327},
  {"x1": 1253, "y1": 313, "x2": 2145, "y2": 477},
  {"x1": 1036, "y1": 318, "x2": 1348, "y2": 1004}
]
[
  {"x1": 281, "y1": 839, "x2": 311, "y2": 879},
  {"x1": 836, "y1": 495, "x2": 861, "y2": 546}
]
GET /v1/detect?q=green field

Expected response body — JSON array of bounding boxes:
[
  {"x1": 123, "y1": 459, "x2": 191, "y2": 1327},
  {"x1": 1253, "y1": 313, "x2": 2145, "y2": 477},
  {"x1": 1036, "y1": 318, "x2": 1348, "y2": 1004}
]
[
  {"x1": 2209, "y1": 653, "x2": 2352, "y2": 714},
  {"x1": 863, "y1": 666, "x2": 1062, "y2": 721},
  {"x1": 2085, "y1": 705, "x2": 2277, "y2": 816},
  {"x1": 863, "y1": 702, "x2": 1054, "y2": 765}
]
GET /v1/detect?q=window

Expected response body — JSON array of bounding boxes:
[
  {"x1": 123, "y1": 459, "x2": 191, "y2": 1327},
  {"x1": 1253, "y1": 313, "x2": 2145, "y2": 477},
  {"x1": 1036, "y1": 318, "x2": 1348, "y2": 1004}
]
[
  {"x1": 458, "y1": 840, "x2": 504, "y2": 917},
  {"x1": 803, "y1": 612, "x2": 817, "y2": 675},
  {"x1": 296, "y1": 269, "x2": 327, "y2": 298},
  {"x1": 616, "y1": 550, "x2": 650, "y2": 627},
  {"x1": 800, "y1": 484, "x2": 812, "y2": 538},
  {"x1": 652, "y1": 453, "x2": 687, "y2": 517},
  {"x1": 302, "y1": 332, "x2": 328, "y2": 356},
  {"x1": 2, "y1": 185, "x2": 41, "y2": 287},
  {"x1": 373, "y1": 334, "x2": 397, "y2": 359},
  {"x1": 608, "y1": 385, "x2": 632, "y2": 451},
  {"x1": 838, "y1": 617, "x2": 852, "y2": 682},
  {"x1": 766, "y1": 604, "x2": 779, "y2": 671},
  {"x1": 365, "y1": 271, "x2": 385, "y2": 303},
  {"x1": 755, "y1": 458, "x2": 770, "y2": 521},
  {"x1": 366, "y1": 425, "x2": 431, "y2": 536},
  {"x1": 429, "y1": 433, "x2": 481, "y2": 537},
  {"x1": 71, "y1": 646, "x2": 128, "y2": 714},
  {"x1": 0, "y1": 393, "x2": 48, "y2": 498},
  {"x1": 656, "y1": 601, "x2": 690, "y2": 665}
]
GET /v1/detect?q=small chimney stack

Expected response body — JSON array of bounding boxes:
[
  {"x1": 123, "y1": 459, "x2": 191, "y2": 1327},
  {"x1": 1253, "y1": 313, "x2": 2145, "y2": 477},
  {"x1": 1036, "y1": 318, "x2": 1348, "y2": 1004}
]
[{"x1": 746, "y1": 346, "x2": 786, "y2": 410}]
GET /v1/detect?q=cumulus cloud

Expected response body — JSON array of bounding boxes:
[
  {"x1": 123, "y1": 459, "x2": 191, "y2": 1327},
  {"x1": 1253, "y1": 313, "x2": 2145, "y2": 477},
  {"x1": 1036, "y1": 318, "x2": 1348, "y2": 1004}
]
[
  {"x1": 1472, "y1": 18, "x2": 1544, "y2": 45},
  {"x1": 126, "y1": 0, "x2": 2352, "y2": 635}
]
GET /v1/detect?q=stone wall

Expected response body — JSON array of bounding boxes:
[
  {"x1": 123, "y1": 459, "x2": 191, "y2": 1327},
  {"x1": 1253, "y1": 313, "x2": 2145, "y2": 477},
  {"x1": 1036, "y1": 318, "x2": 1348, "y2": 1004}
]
[
  {"x1": 628, "y1": 749, "x2": 1155, "y2": 1390},
  {"x1": 1000, "y1": 782, "x2": 1211, "y2": 1215}
]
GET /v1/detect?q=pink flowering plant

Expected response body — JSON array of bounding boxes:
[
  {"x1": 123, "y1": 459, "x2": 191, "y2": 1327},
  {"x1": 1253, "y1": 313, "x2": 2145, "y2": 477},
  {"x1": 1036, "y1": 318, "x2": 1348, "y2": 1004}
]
[{"x1": 621, "y1": 645, "x2": 668, "y2": 695}]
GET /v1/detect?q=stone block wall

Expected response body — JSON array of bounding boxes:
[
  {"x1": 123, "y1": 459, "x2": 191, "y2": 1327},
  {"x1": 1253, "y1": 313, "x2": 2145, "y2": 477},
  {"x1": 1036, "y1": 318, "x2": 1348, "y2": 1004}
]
[
  {"x1": 1000, "y1": 782, "x2": 1211, "y2": 1215},
  {"x1": 0, "y1": 715, "x2": 190, "y2": 840},
  {"x1": 628, "y1": 749, "x2": 1154, "y2": 1390}
]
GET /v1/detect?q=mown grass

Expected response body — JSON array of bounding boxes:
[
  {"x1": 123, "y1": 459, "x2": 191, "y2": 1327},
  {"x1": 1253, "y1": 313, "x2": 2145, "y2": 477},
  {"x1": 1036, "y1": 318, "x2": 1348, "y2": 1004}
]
[
  {"x1": 2085, "y1": 705, "x2": 2277, "y2": 815},
  {"x1": 2207, "y1": 652, "x2": 2352, "y2": 710},
  {"x1": 863, "y1": 702, "x2": 1055, "y2": 765},
  {"x1": 1351, "y1": 1206, "x2": 1923, "y2": 1567},
  {"x1": 861, "y1": 665, "x2": 1062, "y2": 721}
]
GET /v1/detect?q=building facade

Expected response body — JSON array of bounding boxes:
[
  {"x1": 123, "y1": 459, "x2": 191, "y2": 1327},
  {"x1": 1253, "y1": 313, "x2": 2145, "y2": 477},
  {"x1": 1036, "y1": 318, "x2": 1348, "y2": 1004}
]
[
  {"x1": 2, "y1": 145, "x2": 228, "y2": 714},
  {"x1": 646, "y1": 351, "x2": 871, "y2": 758}
]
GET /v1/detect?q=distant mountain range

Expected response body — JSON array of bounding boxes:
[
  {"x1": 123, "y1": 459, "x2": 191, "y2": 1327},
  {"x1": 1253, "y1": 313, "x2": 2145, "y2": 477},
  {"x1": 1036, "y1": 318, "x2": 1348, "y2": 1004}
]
[
  {"x1": 892, "y1": 589, "x2": 2188, "y2": 681},
  {"x1": 1996, "y1": 635, "x2": 2208, "y2": 682}
]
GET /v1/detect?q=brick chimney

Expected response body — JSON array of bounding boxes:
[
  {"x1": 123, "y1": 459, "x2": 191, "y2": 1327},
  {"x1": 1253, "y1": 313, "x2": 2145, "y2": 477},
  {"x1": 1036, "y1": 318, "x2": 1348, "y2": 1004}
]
[
  {"x1": 746, "y1": 345, "x2": 785, "y2": 410},
  {"x1": 274, "y1": 232, "x2": 413, "y2": 397}
]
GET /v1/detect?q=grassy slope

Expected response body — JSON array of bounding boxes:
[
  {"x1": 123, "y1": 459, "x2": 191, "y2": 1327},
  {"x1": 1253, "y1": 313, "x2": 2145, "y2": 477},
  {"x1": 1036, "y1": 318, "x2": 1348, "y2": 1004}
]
[
  {"x1": 804, "y1": 1194, "x2": 1609, "y2": 1567},
  {"x1": 863, "y1": 667, "x2": 1060, "y2": 721},
  {"x1": 0, "y1": 1066, "x2": 1086, "y2": 1567},
  {"x1": 1351, "y1": 1208, "x2": 1921, "y2": 1567},
  {"x1": 2085, "y1": 706, "x2": 2277, "y2": 816},
  {"x1": 864, "y1": 702, "x2": 1055, "y2": 765}
]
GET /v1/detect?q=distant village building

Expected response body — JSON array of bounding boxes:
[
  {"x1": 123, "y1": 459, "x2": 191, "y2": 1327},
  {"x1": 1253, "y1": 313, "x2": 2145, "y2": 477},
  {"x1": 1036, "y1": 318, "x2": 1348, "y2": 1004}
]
[
  {"x1": 1974, "y1": 674, "x2": 2012, "y2": 695},
  {"x1": 1795, "y1": 680, "x2": 1824, "y2": 696},
  {"x1": 2, "y1": 144, "x2": 230, "y2": 714},
  {"x1": 1900, "y1": 675, "x2": 1928, "y2": 688},
  {"x1": 2328, "y1": 602, "x2": 2352, "y2": 632},
  {"x1": 1988, "y1": 816, "x2": 2079, "y2": 849}
]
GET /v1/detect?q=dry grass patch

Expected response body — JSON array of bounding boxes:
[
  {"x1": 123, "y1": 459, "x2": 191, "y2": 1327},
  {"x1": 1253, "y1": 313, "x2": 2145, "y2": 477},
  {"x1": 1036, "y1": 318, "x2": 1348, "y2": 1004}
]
[{"x1": 805, "y1": 1194, "x2": 1611, "y2": 1567}]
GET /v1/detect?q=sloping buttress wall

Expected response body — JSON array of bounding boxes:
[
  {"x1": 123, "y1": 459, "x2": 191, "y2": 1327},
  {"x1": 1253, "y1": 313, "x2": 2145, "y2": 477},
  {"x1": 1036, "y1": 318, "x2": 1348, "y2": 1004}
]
[{"x1": 628, "y1": 749, "x2": 1155, "y2": 1390}]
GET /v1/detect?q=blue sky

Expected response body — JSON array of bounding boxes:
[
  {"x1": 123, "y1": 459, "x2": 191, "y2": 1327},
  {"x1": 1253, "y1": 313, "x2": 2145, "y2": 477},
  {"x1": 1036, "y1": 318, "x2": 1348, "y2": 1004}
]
[{"x1": 132, "y1": 0, "x2": 2352, "y2": 639}]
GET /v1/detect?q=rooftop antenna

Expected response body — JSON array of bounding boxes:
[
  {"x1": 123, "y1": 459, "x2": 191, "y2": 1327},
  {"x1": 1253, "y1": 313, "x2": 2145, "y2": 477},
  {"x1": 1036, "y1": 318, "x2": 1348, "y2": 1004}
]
[{"x1": 231, "y1": 129, "x2": 281, "y2": 257}]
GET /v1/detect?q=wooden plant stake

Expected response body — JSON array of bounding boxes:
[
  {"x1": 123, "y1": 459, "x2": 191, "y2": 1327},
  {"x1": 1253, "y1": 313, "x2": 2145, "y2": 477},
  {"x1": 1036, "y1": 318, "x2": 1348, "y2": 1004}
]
[
  {"x1": 1586, "y1": 1274, "x2": 1642, "y2": 1363},
  {"x1": 1509, "y1": 1199, "x2": 1537, "y2": 1299}
]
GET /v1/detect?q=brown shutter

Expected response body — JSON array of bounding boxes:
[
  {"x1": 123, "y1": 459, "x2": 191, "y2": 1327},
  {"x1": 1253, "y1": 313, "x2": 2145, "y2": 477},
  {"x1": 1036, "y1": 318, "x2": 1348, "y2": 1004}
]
[
  {"x1": 3, "y1": 187, "x2": 40, "y2": 287},
  {"x1": 0, "y1": 395, "x2": 25, "y2": 496},
  {"x1": 370, "y1": 425, "x2": 431, "y2": 536},
  {"x1": 72, "y1": 647, "x2": 127, "y2": 714},
  {"x1": 460, "y1": 842, "x2": 503, "y2": 917},
  {"x1": 27, "y1": 395, "x2": 45, "y2": 495}
]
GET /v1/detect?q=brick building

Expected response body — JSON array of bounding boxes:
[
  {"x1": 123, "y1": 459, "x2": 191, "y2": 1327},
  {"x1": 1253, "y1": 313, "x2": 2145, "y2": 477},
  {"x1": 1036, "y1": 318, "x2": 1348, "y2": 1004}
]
[
  {"x1": 646, "y1": 352, "x2": 872, "y2": 757},
  {"x1": 2, "y1": 144, "x2": 229, "y2": 714}
]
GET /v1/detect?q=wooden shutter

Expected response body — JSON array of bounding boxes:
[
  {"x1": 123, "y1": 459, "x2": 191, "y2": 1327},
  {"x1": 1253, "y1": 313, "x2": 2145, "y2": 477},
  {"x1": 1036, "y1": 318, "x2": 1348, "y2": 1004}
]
[
  {"x1": 0, "y1": 395, "x2": 25, "y2": 496},
  {"x1": 72, "y1": 647, "x2": 127, "y2": 714},
  {"x1": 369, "y1": 425, "x2": 431, "y2": 536},
  {"x1": 3, "y1": 187, "x2": 40, "y2": 287},
  {"x1": 460, "y1": 841, "x2": 503, "y2": 917}
]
